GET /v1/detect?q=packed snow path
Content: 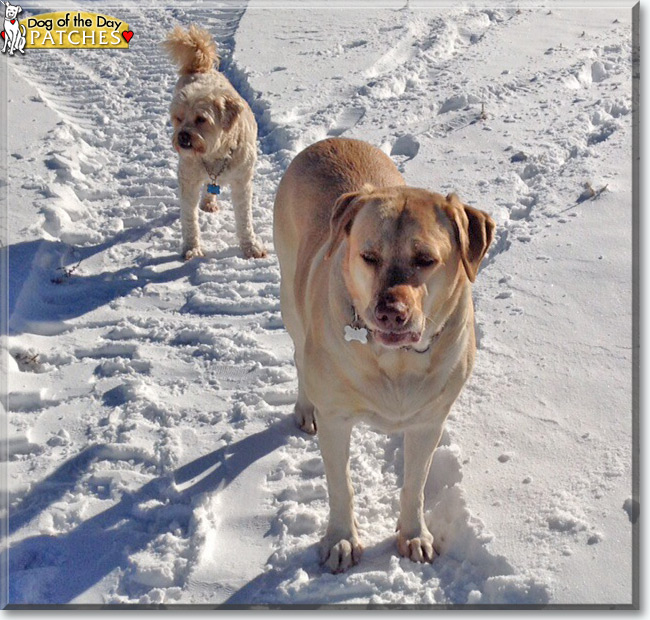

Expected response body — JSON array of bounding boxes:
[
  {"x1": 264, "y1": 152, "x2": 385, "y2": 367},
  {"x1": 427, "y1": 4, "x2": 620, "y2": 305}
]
[{"x1": 4, "y1": 3, "x2": 634, "y2": 606}]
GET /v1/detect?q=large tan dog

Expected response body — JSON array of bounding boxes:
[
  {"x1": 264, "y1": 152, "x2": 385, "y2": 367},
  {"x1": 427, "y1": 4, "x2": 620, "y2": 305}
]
[
  {"x1": 274, "y1": 138, "x2": 494, "y2": 573},
  {"x1": 163, "y1": 25, "x2": 266, "y2": 260}
]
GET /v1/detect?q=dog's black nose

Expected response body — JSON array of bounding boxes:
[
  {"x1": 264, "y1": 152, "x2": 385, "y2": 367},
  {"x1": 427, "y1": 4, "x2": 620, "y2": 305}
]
[{"x1": 178, "y1": 131, "x2": 192, "y2": 149}]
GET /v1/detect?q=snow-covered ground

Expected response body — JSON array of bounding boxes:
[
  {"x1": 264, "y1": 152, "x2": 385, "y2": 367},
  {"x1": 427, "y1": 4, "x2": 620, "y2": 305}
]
[{"x1": 2, "y1": 0, "x2": 637, "y2": 607}]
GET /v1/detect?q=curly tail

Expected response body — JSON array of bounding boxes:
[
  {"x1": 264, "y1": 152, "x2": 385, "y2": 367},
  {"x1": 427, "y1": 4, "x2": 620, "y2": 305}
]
[{"x1": 162, "y1": 25, "x2": 219, "y2": 75}]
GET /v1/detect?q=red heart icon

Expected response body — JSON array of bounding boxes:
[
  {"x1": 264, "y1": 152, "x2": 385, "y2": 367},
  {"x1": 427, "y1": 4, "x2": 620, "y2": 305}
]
[
  {"x1": 122, "y1": 30, "x2": 133, "y2": 43},
  {"x1": 10, "y1": 19, "x2": 15, "y2": 24}
]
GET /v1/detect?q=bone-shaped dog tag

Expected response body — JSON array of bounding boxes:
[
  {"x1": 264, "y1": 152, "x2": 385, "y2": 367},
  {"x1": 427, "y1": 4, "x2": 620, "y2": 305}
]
[
  {"x1": 344, "y1": 325, "x2": 368, "y2": 344},
  {"x1": 207, "y1": 184, "x2": 221, "y2": 195}
]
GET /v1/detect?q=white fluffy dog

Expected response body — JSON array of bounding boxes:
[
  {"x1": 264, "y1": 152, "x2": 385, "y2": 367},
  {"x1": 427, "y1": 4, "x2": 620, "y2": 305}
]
[{"x1": 163, "y1": 25, "x2": 266, "y2": 260}]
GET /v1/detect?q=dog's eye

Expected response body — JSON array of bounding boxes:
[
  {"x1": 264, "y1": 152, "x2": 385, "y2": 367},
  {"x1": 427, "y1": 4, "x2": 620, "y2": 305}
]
[
  {"x1": 360, "y1": 252, "x2": 381, "y2": 266},
  {"x1": 173, "y1": 116, "x2": 182, "y2": 124},
  {"x1": 413, "y1": 255, "x2": 437, "y2": 268},
  {"x1": 196, "y1": 116, "x2": 207, "y2": 125}
]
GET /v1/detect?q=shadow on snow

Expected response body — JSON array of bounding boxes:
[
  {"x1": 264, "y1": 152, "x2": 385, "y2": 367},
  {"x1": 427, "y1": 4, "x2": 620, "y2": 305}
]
[{"x1": 6, "y1": 417, "x2": 293, "y2": 604}]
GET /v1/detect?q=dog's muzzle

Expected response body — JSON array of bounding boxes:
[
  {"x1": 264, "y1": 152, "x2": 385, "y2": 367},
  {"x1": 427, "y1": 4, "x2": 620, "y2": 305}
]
[
  {"x1": 368, "y1": 292, "x2": 425, "y2": 349},
  {"x1": 177, "y1": 130, "x2": 193, "y2": 150},
  {"x1": 374, "y1": 296, "x2": 411, "y2": 331}
]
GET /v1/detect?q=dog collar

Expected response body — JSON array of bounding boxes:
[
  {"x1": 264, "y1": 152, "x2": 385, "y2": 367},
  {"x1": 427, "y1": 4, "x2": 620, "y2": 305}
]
[
  {"x1": 343, "y1": 306, "x2": 442, "y2": 354},
  {"x1": 203, "y1": 149, "x2": 233, "y2": 195}
]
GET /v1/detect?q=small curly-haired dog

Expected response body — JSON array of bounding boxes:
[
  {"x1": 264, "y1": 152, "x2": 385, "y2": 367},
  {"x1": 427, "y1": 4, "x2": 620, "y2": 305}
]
[{"x1": 163, "y1": 25, "x2": 266, "y2": 260}]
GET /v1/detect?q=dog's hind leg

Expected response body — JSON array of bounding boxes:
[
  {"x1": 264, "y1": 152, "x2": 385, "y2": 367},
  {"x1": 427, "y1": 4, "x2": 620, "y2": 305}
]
[{"x1": 294, "y1": 355, "x2": 316, "y2": 434}]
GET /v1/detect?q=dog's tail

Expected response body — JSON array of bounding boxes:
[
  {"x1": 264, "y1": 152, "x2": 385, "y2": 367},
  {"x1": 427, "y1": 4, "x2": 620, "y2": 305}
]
[{"x1": 162, "y1": 25, "x2": 219, "y2": 75}]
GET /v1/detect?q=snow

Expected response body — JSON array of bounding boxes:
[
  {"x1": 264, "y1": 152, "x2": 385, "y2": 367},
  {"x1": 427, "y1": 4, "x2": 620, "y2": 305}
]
[{"x1": 2, "y1": 0, "x2": 637, "y2": 608}]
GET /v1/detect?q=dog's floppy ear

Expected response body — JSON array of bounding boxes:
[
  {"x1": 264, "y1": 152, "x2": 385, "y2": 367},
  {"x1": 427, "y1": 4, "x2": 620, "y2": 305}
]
[
  {"x1": 444, "y1": 193, "x2": 495, "y2": 282},
  {"x1": 324, "y1": 185, "x2": 373, "y2": 260},
  {"x1": 215, "y1": 95, "x2": 243, "y2": 131}
]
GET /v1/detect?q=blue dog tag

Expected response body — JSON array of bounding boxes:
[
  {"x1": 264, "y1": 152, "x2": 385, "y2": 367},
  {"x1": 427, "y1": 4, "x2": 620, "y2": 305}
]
[{"x1": 207, "y1": 184, "x2": 221, "y2": 195}]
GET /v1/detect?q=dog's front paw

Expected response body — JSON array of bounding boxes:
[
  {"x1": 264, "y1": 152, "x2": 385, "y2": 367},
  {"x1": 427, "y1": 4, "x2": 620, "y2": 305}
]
[
  {"x1": 240, "y1": 237, "x2": 267, "y2": 260},
  {"x1": 320, "y1": 533, "x2": 363, "y2": 574},
  {"x1": 397, "y1": 529, "x2": 436, "y2": 564},
  {"x1": 183, "y1": 246, "x2": 205, "y2": 261}
]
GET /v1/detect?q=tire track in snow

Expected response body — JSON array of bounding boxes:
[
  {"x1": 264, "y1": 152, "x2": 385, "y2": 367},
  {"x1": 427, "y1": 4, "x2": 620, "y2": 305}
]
[
  {"x1": 6, "y1": 6, "x2": 293, "y2": 605},
  {"x1": 230, "y1": 6, "x2": 631, "y2": 605},
  {"x1": 8, "y1": 4, "x2": 630, "y2": 605},
  {"x1": 6, "y1": 6, "x2": 503, "y2": 604},
  {"x1": 226, "y1": 7, "x2": 553, "y2": 605}
]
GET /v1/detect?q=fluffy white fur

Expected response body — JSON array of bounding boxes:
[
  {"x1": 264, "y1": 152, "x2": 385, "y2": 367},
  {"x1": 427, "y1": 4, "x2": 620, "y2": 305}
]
[{"x1": 163, "y1": 25, "x2": 266, "y2": 260}]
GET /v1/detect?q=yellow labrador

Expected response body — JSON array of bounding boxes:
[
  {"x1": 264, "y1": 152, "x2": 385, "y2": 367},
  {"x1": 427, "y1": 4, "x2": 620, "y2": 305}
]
[{"x1": 274, "y1": 138, "x2": 494, "y2": 573}]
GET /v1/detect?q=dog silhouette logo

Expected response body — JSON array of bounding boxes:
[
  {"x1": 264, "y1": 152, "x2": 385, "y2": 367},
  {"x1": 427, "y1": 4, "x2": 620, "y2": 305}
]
[{"x1": 1, "y1": 0, "x2": 26, "y2": 56}]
